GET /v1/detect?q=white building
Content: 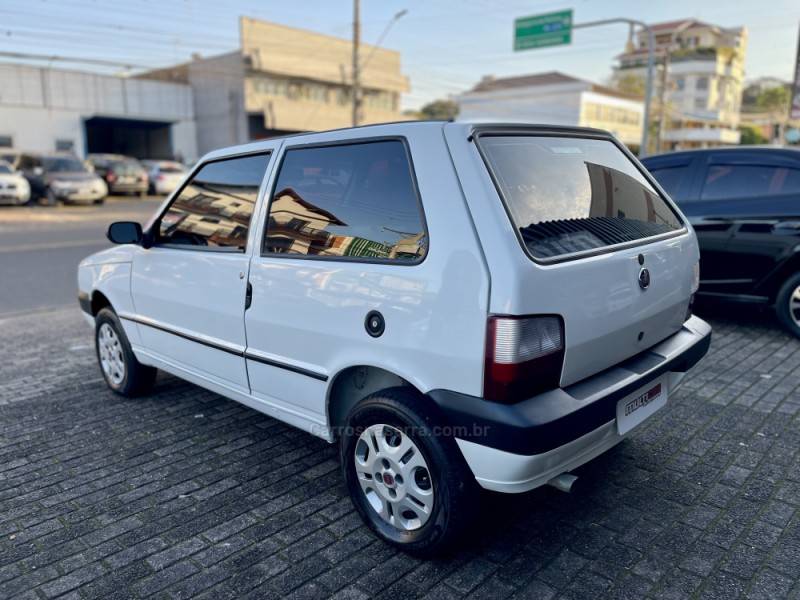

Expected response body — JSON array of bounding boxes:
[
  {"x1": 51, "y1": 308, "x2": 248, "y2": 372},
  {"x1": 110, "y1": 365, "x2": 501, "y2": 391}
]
[
  {"x1": 457, "y1": 72, "x2": 644, "y2": 149},
  {"x1": 615, "y1": 19, "x2": 748, "y2": 150},
  {"x1": 0, "y1": 63, "x2": 197, "y2": 160}
]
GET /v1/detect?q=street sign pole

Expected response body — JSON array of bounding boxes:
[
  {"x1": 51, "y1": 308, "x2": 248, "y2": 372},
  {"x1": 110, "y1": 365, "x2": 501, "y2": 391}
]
[{"x1": 514, "y1": 13, "x2": 656, "y2": 156}]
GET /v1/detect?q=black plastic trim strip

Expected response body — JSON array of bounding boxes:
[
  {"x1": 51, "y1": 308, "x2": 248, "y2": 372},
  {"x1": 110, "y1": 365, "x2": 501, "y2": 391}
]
[
  {"x1": 78, "y1": 291, "x2": 91, "y2": 315},
  {"x1": 244, "y1": 353, "x2": 328, "y2": 382},
  {"x1": 119, "y1": 315, "x2": 328, "y2": 381},
  {"x1": 119, "y1": 315, "x2": 242, "y2": 357}
]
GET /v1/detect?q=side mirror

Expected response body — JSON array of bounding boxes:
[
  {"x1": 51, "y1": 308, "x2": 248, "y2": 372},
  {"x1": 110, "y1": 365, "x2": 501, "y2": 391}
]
[{"x1": 107, "y1": 221, "x2": 143, "y2": 245}]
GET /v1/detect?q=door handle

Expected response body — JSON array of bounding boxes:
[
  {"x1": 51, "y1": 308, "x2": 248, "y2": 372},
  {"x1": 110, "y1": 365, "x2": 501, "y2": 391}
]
[{"x1": 245, "y1": 282, "x2": 253, "y2": 310}]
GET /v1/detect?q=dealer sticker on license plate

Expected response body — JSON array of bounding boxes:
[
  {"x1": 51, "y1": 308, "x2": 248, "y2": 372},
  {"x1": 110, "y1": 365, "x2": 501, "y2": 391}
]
[{"x1": 616, "y1": 379, "x2": 667, "y2": 435}]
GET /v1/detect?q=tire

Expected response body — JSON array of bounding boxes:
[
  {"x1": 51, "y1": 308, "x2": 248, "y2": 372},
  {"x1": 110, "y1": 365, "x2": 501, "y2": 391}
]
[
  {"x1": 44, "y1": 188, "x2": 58, "y2": 206},
  {"x1": 340, "y1": 387, "x2": 479, "y2": 556},
  {"x1": 95, "y1": 307, "x2": 157, "y2": 396},
  {"x1": 93, "y1": 198, "x2": 105, "y2": 205},
  {"x1": 775, "y1": 272, "x2": 800, "y2": 339}
]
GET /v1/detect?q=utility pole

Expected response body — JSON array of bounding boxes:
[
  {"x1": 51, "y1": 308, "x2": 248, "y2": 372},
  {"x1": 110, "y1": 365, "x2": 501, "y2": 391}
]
[{"x1": 351, "y1": 0, "x2": 362, "y2": 127}]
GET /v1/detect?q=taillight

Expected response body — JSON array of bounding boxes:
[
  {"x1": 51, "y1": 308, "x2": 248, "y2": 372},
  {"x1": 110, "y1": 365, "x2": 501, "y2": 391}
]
[
  {"x1": 106, "y1": 173, "x2": 116, "y2": 182},
  {"x1": 484, "y1": 315, "x2": 565, "y2": 403}
]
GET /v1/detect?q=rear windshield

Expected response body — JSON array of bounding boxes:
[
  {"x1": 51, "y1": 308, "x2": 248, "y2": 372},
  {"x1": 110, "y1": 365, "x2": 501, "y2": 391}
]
[
  {"x1": 111, "y1": 161, "x2": 143, "y2": 174},
  {"x1": 478, "y1": 135, "x2": 683, "y2": 261}
]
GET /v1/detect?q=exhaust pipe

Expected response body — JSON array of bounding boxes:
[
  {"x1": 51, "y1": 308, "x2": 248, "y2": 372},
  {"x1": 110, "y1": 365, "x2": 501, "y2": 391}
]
[{"x1": 547, "y1": 473, "x2": 578, "y2": 493}]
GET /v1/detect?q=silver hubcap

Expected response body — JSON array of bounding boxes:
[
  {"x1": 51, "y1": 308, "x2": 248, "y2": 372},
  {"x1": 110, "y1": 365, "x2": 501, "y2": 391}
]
[
  {"x1": 98, "y1": 323, "x2": 125, "y2": 386},
  {"x1": 354, "y1": 424, "x2": 434, "y2": 531},
  {"x1": 791, "y1": 286, "x2": 800, "y2": 328}
]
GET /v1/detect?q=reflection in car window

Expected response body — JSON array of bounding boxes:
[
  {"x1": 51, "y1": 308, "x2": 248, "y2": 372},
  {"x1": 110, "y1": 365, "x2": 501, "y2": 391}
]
[
  {"x1": 701, "y1": 164, "x2": 800, "y2": 200},
  {"x1": 158, "y1": 153, "x2": 270, "y2": 250},
  {"x1": 263, "y1": 140, "x2": 427, "y2": 262},
  {"x1": 479, "y1": 136, "x2": 682, "y2": 260}
]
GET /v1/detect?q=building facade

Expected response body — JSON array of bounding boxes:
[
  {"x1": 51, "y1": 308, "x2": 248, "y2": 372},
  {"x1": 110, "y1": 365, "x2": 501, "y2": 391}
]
[
  {"x1": 615, "y1": 19, "x2": 748, "y2": 150},
  {"x1": 143, "y1": 17, "x2": 410, "y2": 156},
  {"x1": 457, "y1": 72, "x2": 644, "y2": 149},
  {"x1": 0, "y1": 63, "x2": 196, "y2": 160}
]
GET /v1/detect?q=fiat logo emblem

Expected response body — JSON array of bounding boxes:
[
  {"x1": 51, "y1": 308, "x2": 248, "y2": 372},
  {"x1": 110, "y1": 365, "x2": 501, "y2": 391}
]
[{"x1": 638, "y1": 267, "x2": 651, "y2": 290}]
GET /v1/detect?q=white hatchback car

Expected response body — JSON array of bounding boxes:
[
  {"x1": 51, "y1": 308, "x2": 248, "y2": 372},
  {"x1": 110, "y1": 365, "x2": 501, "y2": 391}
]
[
  {"x1": 0, "y1": 159, "x2": 31, "y2": 205},
  {"x1": 78, "y1": 122, "x2": 711, "y2": 555}
]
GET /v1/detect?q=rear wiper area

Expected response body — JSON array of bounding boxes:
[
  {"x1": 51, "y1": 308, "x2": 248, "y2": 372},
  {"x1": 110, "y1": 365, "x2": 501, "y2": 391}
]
[{"x1": 520, "y1": 217, "x2": 678, "y2": 259}]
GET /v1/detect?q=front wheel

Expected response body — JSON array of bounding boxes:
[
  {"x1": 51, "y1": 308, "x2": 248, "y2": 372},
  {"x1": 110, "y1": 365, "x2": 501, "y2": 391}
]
[
  {"x1": 340, "y1": 388, "x2": 478, "y2": 556},
  {"x1": 776, "y1": 273, "x2": 800, "y2": 339},
  {"x1": 95, "y1": 308, "x2": 157, "y2": 396}
]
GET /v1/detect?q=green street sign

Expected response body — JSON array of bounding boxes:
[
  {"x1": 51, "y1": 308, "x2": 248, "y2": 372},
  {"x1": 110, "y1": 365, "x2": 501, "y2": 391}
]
[{"x1": 514, "y1": 9, "x2": 573, "y2": 51}]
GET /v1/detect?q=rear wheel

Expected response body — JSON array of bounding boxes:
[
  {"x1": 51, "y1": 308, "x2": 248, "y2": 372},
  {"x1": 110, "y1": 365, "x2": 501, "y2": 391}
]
[
  {"x1": 776, "y1": 273, "x2": 800, "y2": 339},
  {"x1": 340, "y1": 388, "x2": 478, "y2": 556},
  {"x1": 44, "y1": 188, "x2": 58, "y2": 206},
  {"x1": 95, "y1": 308, "x2": 157, "y2": 396}
]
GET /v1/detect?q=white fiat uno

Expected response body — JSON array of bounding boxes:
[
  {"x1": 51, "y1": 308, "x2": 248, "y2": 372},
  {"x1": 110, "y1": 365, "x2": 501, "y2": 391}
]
[{"x1": 78, "y1": 122, "x2": 710, "y2": 555}]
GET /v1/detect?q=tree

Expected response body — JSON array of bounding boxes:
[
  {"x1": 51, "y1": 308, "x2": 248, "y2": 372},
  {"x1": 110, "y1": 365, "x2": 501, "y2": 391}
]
[
  {"x1": 739, "y1": 125, "x2": 768, "y2": 145},
  {"x1": 756, "y1": 86, "x2": 790, "y2": 115},
  {"x1": 613, "y1": 73, "x2": 646, "y2": 97},
  {"x1": 419, "y1": 99, "x2": 459, "y2": 120}
]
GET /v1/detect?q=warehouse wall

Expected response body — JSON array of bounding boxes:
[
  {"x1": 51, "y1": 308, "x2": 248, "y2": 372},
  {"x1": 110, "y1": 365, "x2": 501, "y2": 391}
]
[{"x1": 0, "y1": 63, "x2": 197, "y2": 160}]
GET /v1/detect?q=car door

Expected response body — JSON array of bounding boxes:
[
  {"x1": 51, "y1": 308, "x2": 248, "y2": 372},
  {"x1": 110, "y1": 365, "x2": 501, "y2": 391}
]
[
  {"x1": 129, "y1": 150, "x2": 274, "y2": 393},
  {"x1": 646, "y1": 154, "x2": 733, "y2": 287},
  {"x1": 695, "y1": 152, "x2": 800, "y2": 297},
  {"x1": 243, "y1": 136, "x2": 436, "y2": 434}
]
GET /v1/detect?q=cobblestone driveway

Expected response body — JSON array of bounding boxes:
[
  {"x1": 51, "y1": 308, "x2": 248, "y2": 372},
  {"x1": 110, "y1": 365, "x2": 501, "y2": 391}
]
[{"x1": 1, "y1": 306, "x2": 799, "y2": 599}]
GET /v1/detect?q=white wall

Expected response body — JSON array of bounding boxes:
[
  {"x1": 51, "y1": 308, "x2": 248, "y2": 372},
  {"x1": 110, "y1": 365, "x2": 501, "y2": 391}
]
[
  {"x1": 0, "y1": 64, "x2": 197, "y2": 159},
  {"x1": 187, "y1": 53, "x2": 248, "y2": 156},
  {"x1": 457, "y1": 83, "x2": 585, "y2": 125}
]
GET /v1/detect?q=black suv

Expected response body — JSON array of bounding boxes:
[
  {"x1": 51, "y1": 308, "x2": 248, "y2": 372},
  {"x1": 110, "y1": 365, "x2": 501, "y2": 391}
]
[{"x1": 643, "y1": 147, "x2": 800, "y2": 337}]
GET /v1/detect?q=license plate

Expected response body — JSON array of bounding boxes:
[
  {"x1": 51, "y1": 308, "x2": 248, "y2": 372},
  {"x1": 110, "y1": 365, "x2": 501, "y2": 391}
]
[{"x1": 616, "y1": 379, "x2": 667, "y2": 435}]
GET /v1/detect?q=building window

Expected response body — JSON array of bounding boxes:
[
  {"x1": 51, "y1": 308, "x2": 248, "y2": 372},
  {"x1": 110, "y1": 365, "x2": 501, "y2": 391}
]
[
  {"x1": 694, "y1": 97, "x2": 706, "y2": 110},
  {"x1": 674, "y1": 77, "x2": 685, "y2": 91},
  {"x1": 696, "y1": 77, "x2": 709, "y2": 91},
  {"x1": 55, "y1": 139, "x2": 74, "y2": 152},
  {"x1": 0, "y1": 135, "x2": 12, "y2": 148}
]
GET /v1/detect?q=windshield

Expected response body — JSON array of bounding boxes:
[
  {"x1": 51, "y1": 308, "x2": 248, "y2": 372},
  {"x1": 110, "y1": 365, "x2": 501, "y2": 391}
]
[
  {"x1": 43, "y1": 157, "x2": 87, "y2": 173},
  {"x1": 0, "y1": 162, "x2": 12, "y2": 174},
  {"x1": 478, "y1": 135, "x2": 683, "y2": 261}
]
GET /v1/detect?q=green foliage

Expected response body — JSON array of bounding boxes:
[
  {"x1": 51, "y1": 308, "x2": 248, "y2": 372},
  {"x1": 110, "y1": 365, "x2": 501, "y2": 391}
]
[
  {"x1": 419, "y1": 99, "x2": 459, "y2": 120},
  {"x1": 739, "y1": 125, "x2": 768, "y2": 145},
  {"x1": 756, "y1": 86, "x2": 790, "y2": 114}
]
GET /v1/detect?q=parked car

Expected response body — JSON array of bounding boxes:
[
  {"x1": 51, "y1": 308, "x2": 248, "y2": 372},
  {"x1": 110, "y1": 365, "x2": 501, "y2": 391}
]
[
  {"x1": 141, "y1": 160, "x2": 187, "y2": 195},
  {"x1": 78, "y1": 122, "x2": 711, "y2": 555},
  {"x1": 0, "y1": 159, "x2": 31, "y2": 205},
  {"x1": 19, "y1": 153, "x2": 107, "y2": 205},
  {"x1": 87, "y1": 154, "x2": 149, "y2": 196},
  {"x1": 642, "y1": 147, "x2": 800, "y2": 338}
]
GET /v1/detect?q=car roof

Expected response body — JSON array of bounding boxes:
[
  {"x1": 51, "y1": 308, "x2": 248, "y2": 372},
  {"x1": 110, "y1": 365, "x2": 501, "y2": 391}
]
[
  {"x1": 201, "y1": 120, "x2": 617, "y2": 162},
  {"x1": 643, "y1": 146, "x2": 800, "y2": 163}
]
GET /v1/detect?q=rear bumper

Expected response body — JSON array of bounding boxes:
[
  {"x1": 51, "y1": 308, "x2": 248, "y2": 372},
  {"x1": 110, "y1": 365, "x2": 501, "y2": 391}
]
[{"x1": 428, "y1": 315, "x2": 711, "y2": 493}]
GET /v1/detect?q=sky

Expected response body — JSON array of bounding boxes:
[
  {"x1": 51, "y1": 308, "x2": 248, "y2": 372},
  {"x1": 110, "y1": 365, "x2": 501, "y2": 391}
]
[{"x1": 1, "y1": 0, "x2": 798, "y2": 109}]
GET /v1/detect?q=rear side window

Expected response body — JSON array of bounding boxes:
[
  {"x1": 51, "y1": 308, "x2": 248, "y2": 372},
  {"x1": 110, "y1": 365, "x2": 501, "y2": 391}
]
[
  {"x1": 701, "y1": 164, "x2": 800, "y2": 200},
  {"x1": 263, "y1": 140, "x2": 427, "y2": 262},
  {"x1": 648, "y1": 164, "x2": 691, "y2": 201},
  {"x1": 478, "y1": 135, "x2": 683, "y2": 261},
  {"x1": 157, "y1": 153, "x2": 270, "y2": 251}
]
